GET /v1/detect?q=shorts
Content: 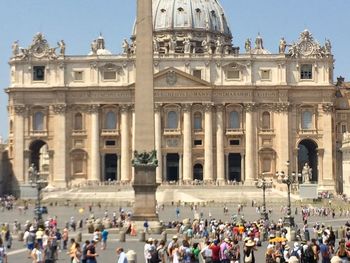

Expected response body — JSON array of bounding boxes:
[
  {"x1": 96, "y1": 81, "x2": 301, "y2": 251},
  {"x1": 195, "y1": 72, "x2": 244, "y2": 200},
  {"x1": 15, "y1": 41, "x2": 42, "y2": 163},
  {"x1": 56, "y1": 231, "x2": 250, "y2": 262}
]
[{"x1": 27, "y1": 243, "x2": 34, "y2": 250}]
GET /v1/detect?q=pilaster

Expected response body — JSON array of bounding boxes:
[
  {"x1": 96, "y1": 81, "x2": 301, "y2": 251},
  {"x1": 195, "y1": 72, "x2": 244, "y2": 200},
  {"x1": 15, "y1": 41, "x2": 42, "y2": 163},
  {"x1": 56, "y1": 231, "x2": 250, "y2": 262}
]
[
  {"x1": 154, "y1": 104, "x2": 163, "y2": 183},
  {"x1": 121, "y1": 104, "x2": 131, "y2": 182},
  {"x1": 14, "y1": 105, "x2": 26, "y2": 182},
  {"x1": 89, "y1": 104, "x2": 100, "y2": 182},
  {"x1": 244, "y1": 103, "x2": 256, "y2": 183},
  {"x1": 204, "y1": 103, "x2": 214, "y2": 182},
  {"x1": 182, "y1": 103, "x2": 192, "y2": 182},
  {"x1": 216, "y1": 104, "x2": 225, "y2": 184}
]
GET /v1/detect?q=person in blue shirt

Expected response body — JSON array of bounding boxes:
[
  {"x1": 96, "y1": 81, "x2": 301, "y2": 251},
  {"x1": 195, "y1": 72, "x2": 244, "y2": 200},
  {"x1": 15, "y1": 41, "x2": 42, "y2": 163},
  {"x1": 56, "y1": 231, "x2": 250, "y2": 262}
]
[{"x1": 101, "y1": 229, "x2": 109, "y2": 250}]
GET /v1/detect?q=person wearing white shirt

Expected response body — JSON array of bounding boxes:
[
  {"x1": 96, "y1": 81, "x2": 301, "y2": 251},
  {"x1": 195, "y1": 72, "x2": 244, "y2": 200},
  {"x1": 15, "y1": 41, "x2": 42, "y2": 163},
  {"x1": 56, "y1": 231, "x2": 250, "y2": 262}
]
[{"x1": 116, "y1": 247, "x2": 128, "y2": 263}]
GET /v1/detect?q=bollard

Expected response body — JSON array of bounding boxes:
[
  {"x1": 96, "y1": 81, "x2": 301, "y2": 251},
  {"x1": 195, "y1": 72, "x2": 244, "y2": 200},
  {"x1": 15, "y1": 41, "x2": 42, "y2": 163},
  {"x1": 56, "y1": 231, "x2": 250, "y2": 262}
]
[
  {"x1": 139, "y1": 231, "x2": 146, "y2": 242},
  {"x1": 76, "y1": 232, "x2": 82, "y2": 242},
  {"x1": 290, "y1": 230, "x2": 296, "y2": 242},
  {"x1": 338, "y1": 227, "x2": 345, "y2": 239},
  {"x1": 126, "y1": 250, "x2": 137, "y2": 263},
  {"x1": 288, "y1": 256, "x2": 299, "y2": 263},
  {"x1": 304, "y1": 230, "x2": 310, "y2": 241},
  {"x1": 161, "y1": 231, "x2": 167, "y2": 242},
  {"x1": 119, "y1": 231, "x2": 126, "y2": 242},
  {"x1": 330, "y1": 256, "x2": 342, "y2": 263},
  {"x1": 17, "y1": 231, "x2": 24, "y2": 242}
]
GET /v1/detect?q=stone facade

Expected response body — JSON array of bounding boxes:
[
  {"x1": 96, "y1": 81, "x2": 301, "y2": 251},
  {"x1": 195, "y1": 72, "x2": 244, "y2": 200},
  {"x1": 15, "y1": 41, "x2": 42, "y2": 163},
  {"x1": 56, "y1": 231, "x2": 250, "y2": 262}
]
[{"x1": 6, "y1": 0, "x2": 345, "y2": 193}]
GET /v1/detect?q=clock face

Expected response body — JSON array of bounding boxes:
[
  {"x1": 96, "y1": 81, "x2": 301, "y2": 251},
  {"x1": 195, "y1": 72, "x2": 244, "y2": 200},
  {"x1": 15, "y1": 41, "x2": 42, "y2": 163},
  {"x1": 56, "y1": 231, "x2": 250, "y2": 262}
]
[
  {"x1": 33, "y1": 43, "x2": 47, "y2": 58},
  {"x1": 299, "y1": 41, "x2": 313, "y2": 56}
]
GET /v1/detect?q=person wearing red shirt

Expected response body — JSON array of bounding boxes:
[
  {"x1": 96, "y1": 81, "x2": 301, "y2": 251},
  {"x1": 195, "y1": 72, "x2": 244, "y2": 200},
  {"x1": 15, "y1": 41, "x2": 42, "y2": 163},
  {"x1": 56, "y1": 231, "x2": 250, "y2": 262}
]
[{"x1": 210, "y1": 240, "x2": 220, "y2": 263}]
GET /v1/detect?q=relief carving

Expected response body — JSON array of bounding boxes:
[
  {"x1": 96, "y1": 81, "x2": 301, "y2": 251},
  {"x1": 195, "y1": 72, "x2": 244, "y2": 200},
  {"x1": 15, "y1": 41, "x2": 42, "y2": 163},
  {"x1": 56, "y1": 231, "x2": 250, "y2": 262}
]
[
  {"x1": 322, "y1": 103, "x2": 334, "y2": 113},
  {"x1": 52, "y1": 104, "x2": 67, "y2": 115},
  {"x1": 243, "y1": 103, "x2": 256, "y2": 112}
]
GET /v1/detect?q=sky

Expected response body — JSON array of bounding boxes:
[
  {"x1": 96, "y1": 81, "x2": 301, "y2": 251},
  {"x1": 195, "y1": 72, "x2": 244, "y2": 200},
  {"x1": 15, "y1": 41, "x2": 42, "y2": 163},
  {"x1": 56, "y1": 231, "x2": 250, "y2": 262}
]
[{"x1": 0, "y1": 0, "x2": 349, "y2": 139}]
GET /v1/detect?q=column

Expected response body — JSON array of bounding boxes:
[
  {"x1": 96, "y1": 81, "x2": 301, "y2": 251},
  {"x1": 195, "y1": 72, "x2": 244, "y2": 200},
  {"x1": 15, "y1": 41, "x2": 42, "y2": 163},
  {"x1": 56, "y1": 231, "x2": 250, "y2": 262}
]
[
  {"x1": 216, "y1": 105, "x2": 225, "y2": 184},
  {"x1": 117, "y1": 154, "x2": 121, "y2": 181},
  {"x1": 131, "y1": 107, "x2": 135, "y2": 182},
  {"x1": 241, "y1": 153, "x2": 245, "y2": 182},
  {"x1": 225, "y1": 154, "x2": 229, "y2": 182},
  {"x1": 120, "y1": 105, "x2": 130, "y2": 182},
  {"x1": 155, "y1": 104, "x2": 162, "y2": 183},
  {"x1": 204, "y1": 104, "x2": 214, "y2": 182},
  {"x1": 163, "y1": 155, "x2": 167, "y2": 181},
  {"x1": 89, "y1": 105, "x2": 100, "y2": 181},
  {"x1": 317, "y1": 149, "x2": 324, "y2": 183},
  {"x1": 276, "y1": 103, "x2": 290, "y2": 171},
  {"x1": 321, "y1": 103, "x2": 334, "y2": 190},
  {"x1": 52, "y1": 104, "x2": 67, "y2": 185},
  {"x1": 182, "y1": 104, "x2": 192, "y2": 182},
  {"x1": 244, "y1": 103, "x2": 256, "y2": 183},
  {"x1": 179, "y1": 154, "x2": 183, "y2": 183},
  {"x1": 14, "y1": 105, "x2": 26, "y2": 182}
]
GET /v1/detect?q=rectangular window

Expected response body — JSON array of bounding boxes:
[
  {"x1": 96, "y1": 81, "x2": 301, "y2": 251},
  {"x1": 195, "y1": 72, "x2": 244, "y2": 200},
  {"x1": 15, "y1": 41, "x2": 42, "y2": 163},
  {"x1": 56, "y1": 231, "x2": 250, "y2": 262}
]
[
  {"x1": 300, "y1": 64, "x2": 313, "y2": 79},
  {"x1": 74, "y1": 71, "x2": 84, "y2": 81},
  {"x1": 342, "y1": 124, "x2": 347, "y2": 133},
  {"x1": 194, "y1": 140, "x2": 202, "y2": 146},
  {"x1": 230, "y1": 140, "x2": 240, "y2": 146},
  {"x1": 105, "y1": 140, "x2": 116, "y2": 146},
  {"x1": 192, "y1": 69, "x2": 202, "y2": 79},
  {"x1": 33, "y1": 66, "x2": 45, "y2": 81},
  {"x1": 261, "y1": 70, "x2": 271, "y2": 80},
  {"x1": 103, "y1": 71, "x2": 117, "y2": 80},
  {"x1": 226, "y1": 70, "x2": 240, "y2": 80}
]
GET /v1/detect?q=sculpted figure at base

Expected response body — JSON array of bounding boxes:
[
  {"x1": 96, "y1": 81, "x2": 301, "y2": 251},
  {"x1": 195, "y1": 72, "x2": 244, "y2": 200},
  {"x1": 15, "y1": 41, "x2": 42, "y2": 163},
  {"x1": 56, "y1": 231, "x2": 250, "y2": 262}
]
[
  {"x1": 122, "y1": 38, "x2": 130, "y2": 54},
  {"x1": 245, "y1": 38, "x2": 251, "y2": 53},
  {"x1": 91, "y1": 40, "x2": 98, "y2": 55},
  {"x1": 279, "y1": 37, "x2": 287, "y2": 54},
  {"x1": 57, "y1": 40, "x2": 66, "y2": 56},
  {"x1": 302, "y1": 162, "x2": 312, "y2": 183},
  {"x1": 12, "y1": 41, "x2": 19, "y2": 57}
]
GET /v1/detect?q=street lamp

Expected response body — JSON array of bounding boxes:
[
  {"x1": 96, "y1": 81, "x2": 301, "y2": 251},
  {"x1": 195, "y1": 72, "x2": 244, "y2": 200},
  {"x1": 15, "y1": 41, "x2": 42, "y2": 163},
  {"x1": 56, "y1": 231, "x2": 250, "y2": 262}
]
[
  {"x1": 28, "y1": 163, "x2": 48, "y2": 223},
  {"x1": 255, "y1": 176, "x2": 273, "y2": 220},
  {"x1": 276, "y1": 169, "x2": 295, "y2": 227}
]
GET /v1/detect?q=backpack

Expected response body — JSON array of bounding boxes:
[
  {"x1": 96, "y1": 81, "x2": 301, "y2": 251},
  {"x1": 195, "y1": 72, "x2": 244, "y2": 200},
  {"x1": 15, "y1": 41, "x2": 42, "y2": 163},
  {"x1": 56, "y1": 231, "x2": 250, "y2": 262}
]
[
  {"x1": 150, "y1": 247, "x2": 160, "y2": 263},
  {"x1": 290, "y1": 249, "x2": 300, "y2": 259},
  {"x1": 303, "y1": 246, "x2": 314, "y2": 261}
]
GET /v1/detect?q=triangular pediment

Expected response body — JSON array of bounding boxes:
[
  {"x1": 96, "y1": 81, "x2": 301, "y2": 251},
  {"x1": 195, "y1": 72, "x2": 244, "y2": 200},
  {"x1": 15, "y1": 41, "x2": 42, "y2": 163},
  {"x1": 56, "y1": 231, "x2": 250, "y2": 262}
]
[{"x1": 154, "y1": 67, "x2": 212, "y2": 88}]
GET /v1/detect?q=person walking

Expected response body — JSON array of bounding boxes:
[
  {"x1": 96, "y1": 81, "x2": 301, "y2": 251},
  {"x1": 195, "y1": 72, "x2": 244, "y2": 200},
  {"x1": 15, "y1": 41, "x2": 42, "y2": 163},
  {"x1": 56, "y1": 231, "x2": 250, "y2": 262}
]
[
  {"x1": 81, "y1": 240, "x2": 90, "y2": 263},
  {"x1": 116, "y1": 247, "x2": 128, "y2": 263},
  {"x1": 31, "y1": 242, "x2": 43, "y2": 263},
  {"x1": 101, "y1": 229, "x2": 108, "y2": 250},
  {"x1": 86, "y1": 240, "x2": 98, "y2": 263},
  {"x1": 0, "y1": 238, "x2": 8, "y2": 263},
  {"x1": 72, "y1": 242, "x2": 82, "y2": 263}
]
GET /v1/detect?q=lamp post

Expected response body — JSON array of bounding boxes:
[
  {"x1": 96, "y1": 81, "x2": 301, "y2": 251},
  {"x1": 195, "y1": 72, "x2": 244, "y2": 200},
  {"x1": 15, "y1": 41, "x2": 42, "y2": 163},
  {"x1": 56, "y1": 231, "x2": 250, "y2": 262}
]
[
  {"x1": 28, "y1": 163, "x2": 48, "y2": 223},
  {"x1": 255, "y1": 176, "x2": 273, "y2": 220},
  {"x1": 276, "y1": 170, "x2": 295, "y2": 227}
]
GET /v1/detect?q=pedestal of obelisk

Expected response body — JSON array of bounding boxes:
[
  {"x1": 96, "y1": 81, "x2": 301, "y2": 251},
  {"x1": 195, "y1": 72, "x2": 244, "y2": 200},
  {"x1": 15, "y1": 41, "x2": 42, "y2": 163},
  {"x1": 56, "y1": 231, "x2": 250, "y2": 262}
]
[{"x1": 132, "y1": 0, "x2": 159, "y2": 222}]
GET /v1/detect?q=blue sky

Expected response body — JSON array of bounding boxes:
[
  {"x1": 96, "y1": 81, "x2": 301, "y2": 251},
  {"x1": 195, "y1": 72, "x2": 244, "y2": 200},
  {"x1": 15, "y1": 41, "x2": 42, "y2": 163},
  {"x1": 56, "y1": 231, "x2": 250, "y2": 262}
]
[{"x1": 0, "y1": 0, "x2": 349, "y2": 138}]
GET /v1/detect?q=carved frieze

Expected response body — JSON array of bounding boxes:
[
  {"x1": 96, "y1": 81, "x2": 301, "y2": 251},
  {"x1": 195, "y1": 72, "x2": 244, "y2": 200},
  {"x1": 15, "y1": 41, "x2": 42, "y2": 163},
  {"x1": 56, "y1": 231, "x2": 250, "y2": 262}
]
[
  {"x1": 120, "y1": 104, "x2": 130, "y2": 113},
  {"x1": 166, "y1": 70, "x2": 177, "y2": 86},
  {"x1": 166, "y1": 138, "x2": 179, "y2": 147}
]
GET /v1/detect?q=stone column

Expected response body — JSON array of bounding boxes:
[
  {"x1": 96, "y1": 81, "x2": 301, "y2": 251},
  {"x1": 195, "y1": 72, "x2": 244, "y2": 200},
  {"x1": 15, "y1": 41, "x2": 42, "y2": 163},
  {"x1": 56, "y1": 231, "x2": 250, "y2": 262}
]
[
  {"x1": 182, "y1": 104, "x2": 192, "y2": 182},
  {"x1": 204, "y1": 104, "x2": 214, "y2": 182},
  {"x1": 241, "y1": 153, "x2": 245, "y2": 182},
  {"x1": 321, "y1": 103, "x2": 334, "y2": 190},
  {"x1": 163, "y1": 155, "x2": 167, "y2": 181},
  {"x1": 155, "y1": 104, "x2": 162, "y2": 183},
  {"x1": 317, "y1": 149, "x2": 324, "y2": 183},
  {"x1": 89, "y1": 105, "x2": 100, "y2": 182},
  {"x1": 117, "y1": 154, "x2": 121, "y2": 181},
  {"x1": 216, "y1": 105, "x2": 225, "y2": 184},
  {"x1": 225, "y1": 153, "x2": 229, "y2": 182},
  {"x1": 276, "y1": 103, "x2": 290, "y2": 172},
  {"x1": 244, "y1": 103, "x2": 256, "y2": 183},
  {"x1": 52, "y1": 104, "x2": 67, "y2": 186},
  {"x1": 121, "y1": 105, "x2": 130, "y2": 182},
  {"x1": 14, "y1": 105, "x2": 26, "y2": 182},
  {"x1": 131, "y1": 106, "x2": 135, "y2": 182}
]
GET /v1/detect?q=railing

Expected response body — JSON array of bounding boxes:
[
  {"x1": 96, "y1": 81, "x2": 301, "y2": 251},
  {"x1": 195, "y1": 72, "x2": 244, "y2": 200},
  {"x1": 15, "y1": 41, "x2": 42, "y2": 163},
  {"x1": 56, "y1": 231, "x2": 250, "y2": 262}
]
[
  {"x1": 226, "y1": 128, "x2": 244, "y2": 135},
  {"x1": 298, "y1": 129, "x2": 317, "y2": 135},
  {"x1": 30, "y1": 130, "x2": 48, "y2": 137},
  {"x1": 259, "y1": 128, "x2": 275, "y2": 134},
  {"x1": 163, "y1": 128, "x2": 181, "y2": 135},
  {"x1": 101, "y1": 129, "x2": 119, "y2": 136},
  {"x1": 72, "y1": 130, "x2": 87, "y2": 136}
]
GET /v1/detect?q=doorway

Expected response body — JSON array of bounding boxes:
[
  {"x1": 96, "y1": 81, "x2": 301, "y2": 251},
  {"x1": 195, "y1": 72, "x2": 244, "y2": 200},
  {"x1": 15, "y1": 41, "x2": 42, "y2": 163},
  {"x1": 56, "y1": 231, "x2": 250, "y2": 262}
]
[
  {"x1": 298, "y1": 139, "x2": 318, "y2": 182},
  {"x1": 228, "y1": 153, "x2": 241, "y2": 182},
  {"x1": 166, "y1": 153, "x2": 179, "y2": 181},
  {"x1": 104, "y1": 154, "x2": 117, "y2": 181}
]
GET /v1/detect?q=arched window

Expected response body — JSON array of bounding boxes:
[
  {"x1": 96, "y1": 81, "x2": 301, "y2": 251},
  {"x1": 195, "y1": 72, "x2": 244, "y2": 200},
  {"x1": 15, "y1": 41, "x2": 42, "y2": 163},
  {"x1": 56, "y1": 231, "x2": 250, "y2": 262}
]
[
  {"x1": 105, "y1": 111, "x2": 117, "y2": 130},
  {"x1": 229, "y1": 111, "x2": 240, "y2": 129},
  {"x1": 74, "y1": 113, "x2": 83, "y2": 130},
  {"x1": 262, "y1": 112, "x2": 271, "y2": 129},
  {"x1": 33, "y1": 111, "x2": 44, "y2": 131},
  {"x1": 302, "y1": 111, "x2": 313, "y2": 130},
  {"x1": 194, "y1": 112, "x2": 202, "y2": 130},
  {"x1": 167, "y1": 111, "x2": 178, "y2": 129}
]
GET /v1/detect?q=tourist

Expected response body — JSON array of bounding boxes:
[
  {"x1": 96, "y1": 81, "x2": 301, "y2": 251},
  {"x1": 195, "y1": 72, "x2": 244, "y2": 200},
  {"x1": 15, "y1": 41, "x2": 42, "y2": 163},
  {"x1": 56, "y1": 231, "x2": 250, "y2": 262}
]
[
  {"x1": 243, "y1": 239, "x2": 255, "y2": 263},
  {"x1": 72, "y1": 242, "x2": 82, "y2": 263},
  {"x1": 68, "y1": 238, "x2": 76, "y2": 262},
  {"x1": 210, "y1": 240, "x2": 220, "y2": 263},
  {"x1": 156, "y1": 239, "x2": 167, "y2": 263},
  {"x1": 43, "y1": 239, "x2": 56, "y2": 263},
  {"x1": 167, "y1": 236, "x2": 178, "y2": 262},
  {"x1": 335, "y1": 239, "x2": 350, "y2": 261},
  {"x1": 86, "y1": 240, "x2": 98, "y2": 263},
  {"x1": 101, "y1": 228, "x2": 108, "y2": 250},
  {"x1": 0, "y1": 238, "x2": 8, "y2": 263},
  {"x1": 116, "y1": 247, "x2": 128, "y2": 263},
  {"x1": 144, "y1": 238, "x2": 154, "y2": 263},
  {"x1": 81, "y1": 240, "x2": 90, "y2": 263},
  {"x1": 31, "y1": 242, "x2": 43, "y2": 263},
  {"x1": 320, "y1": 239, "x2": 331, "y2": 263},
  {"x1": 200, "y1": 241, "x2": 213, "y2": 263}
]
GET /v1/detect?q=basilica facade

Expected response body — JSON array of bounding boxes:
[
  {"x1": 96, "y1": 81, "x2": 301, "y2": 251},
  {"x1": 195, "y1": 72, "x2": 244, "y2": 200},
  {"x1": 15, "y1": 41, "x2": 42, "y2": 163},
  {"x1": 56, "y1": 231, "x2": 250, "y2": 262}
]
[{"x1": 7, "y1": 0, "x2": 345, "y2": 193}]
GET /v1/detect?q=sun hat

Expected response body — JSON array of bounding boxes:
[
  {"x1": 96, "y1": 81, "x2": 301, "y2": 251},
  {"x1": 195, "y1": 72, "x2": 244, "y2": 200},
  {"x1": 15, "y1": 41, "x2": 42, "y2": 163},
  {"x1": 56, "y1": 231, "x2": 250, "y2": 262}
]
[{"x1": 246, "y1": 240, "x2": 255, "y2": 247}]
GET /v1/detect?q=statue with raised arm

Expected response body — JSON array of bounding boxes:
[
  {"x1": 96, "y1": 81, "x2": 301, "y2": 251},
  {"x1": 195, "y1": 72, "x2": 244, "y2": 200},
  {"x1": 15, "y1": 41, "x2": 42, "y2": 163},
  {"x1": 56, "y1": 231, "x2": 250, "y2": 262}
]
[
  {"x1": 122, "y1": 38, "x2": 129, "y2": 54},
  {"x1": 57, "y1": 40, "x2": 66, "y2": 56},
  {"x1": 279, "y1": 37, "x2": 287, "y2": 54},
  {"x1": 91, "y1": 40, "x2": 98, "y2": 55},
  {"x1": 12, "y1": 40, "x2": 19, "y2": 57},
  {"x1": 153, "y1": 38, "x2": 159, "y2": 53},
  {"x1": 302, "y1": 162, "x2": 312, "y2": 183},
  {"x1": 324, "y1": 39, "x2": 332, "y2": 55},
  {"x1": 245, "y1": 38, "x2": 251, "y2": 53}
]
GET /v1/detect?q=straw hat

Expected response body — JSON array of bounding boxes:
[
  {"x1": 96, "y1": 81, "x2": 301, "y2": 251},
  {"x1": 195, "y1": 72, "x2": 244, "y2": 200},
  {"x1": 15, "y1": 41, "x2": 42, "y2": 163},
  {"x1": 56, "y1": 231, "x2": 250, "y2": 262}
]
[{"x1": 246, "y1": 240, "x2": 255, "y2": 247}]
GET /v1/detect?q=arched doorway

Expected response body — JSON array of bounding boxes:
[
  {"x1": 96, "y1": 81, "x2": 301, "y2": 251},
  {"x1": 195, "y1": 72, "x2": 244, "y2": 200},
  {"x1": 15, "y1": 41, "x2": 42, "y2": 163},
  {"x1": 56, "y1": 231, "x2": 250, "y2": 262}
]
[
  {"x1": 193, "y1": 163, "x2": 203, "y2": 181},
  {"x1": 104, "y1": 154, "x2": 117, "y2": 181},
  {"x1": 29, "y1": 140, "x2": 50, "y2": 175},
  {"x1": 166, "y1": 153, "x2": 179, "y2": 181},
  {"x1": 298, "y1": 139, "x2": 318, "y2": 182},
  {"x1": 228, "y1": 153, "x2": 241, "y2": 182}
]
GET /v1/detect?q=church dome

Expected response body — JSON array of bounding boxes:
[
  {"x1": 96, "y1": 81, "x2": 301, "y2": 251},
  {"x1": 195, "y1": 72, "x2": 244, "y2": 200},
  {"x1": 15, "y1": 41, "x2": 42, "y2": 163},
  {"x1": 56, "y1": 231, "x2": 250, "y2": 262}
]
[{"x1": 130, "y1": 0, "x2": 234, "y2": 55}]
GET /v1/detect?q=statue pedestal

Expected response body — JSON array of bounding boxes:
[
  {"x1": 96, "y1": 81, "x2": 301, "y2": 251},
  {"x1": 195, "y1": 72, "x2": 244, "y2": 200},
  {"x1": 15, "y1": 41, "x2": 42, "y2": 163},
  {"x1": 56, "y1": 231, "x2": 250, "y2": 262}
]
[
  {"x1": 299, "y1": 183, "x2": 318, "y2": 199},
  {"x1": 132, "y1": 165, "x2": 159, "y2": 221}
]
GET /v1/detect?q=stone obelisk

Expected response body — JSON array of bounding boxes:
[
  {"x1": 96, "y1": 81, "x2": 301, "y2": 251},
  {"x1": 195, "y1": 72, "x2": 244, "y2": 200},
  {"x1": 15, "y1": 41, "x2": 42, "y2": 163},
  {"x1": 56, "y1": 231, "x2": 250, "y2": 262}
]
[{"x1": 132, "y1": 0, "x2": 159, "y2": 221}]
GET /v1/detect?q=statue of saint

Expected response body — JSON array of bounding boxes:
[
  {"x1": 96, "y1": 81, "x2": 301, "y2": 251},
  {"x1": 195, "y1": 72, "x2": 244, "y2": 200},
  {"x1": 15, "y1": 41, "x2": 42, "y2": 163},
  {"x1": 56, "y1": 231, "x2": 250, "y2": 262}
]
[
  {"x1": 244, "y1": 38, "x2": 251, "y2": 53},
  {"x1": 57, "y1": 40, "x2": 66, "y2": 56},
  {"x1": 183, "y1": 38, "x2": 191, "y2": 54},
  {"x1": 122, "y1": 38, "x2": 129, "y2": 54},
  {"x1": 302, "y1": 162, "x2": 312, "y2": 183},
  {"x1": 324, "y1": 39, "x2": 332, "y2": 54},
  {"x1": 91, "y1": 40, "x2": 98, "y2": 55},
  {"x1": 12, "y1": 41, "x2": 19, "y2": 57},
  {"x1": 153, "y1": 38, "x2": 159, "y2": 53},
  {"x1": 215, "y1": 37, "x2": 222, "y2": 54},
  {"x1": 279, "y1": 37, "x2": 287, "y2": 54},
  {"x1": 169, "y1": 36, "x2": 177, "y2": 53}
]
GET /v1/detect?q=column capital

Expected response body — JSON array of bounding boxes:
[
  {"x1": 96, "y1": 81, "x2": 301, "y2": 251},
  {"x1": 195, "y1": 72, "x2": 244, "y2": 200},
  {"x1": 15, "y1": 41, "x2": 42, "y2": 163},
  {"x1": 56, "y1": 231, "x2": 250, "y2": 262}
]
[
  {"x1": 154, "y1": 103, "x2": 163, "y2": 112},
  {"x1": 52, "y1": 104, "x2": 67, "y2": 115},
  {"x1": 274, "y1": 102, "x2": 290, "y2": 113},
  {"x1": 216, "y1": 104, "x2": 225, "y2": 112},
  {"x1": 322, "y1": 103, "x2": 334, "y2": 114},
  {"x1": 204, "y1": 103, "x2": 214, "y2": 112},
  {"x1": 243, "y1": 103, "x2": 256, "y2": 112},
  {"x1": 120, "y1": 104, "x2": 130, "y2": 113},
  {"x1": 182, "y1": 103, "x2": 192, "y2": 112},
  {"x1": 317, "y1": 148, "x2": 325, "y2": 156},
  {"x1": 14, "y1": 105, "x2": 27, "y2": 115},
  {"x1": 88, "y1": 104, "x2": 100, "y2": 114}
]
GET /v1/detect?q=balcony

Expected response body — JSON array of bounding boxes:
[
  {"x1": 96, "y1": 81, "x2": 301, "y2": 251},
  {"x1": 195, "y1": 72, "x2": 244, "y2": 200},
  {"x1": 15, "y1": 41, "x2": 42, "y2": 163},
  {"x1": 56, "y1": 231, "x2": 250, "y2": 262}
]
[
  {"x1": 163, "y1": 128, "x2": 181, "y2": 136},
  {"x1": 72, "y1": 130, "x2": 87, "y2": 136},
  {"x1": 30, "y1": 130, "x2": 48, "y2": 137},
  {"x1": 101, "y1": 129, "x2": 119, "y2": 136},
  {"x1": 226, "y1": 128, "x2": 244, "y2": 136},
  {"x1": 259, "y1": 128, "x2": 275, "y2": 135},
  {"x1": 298, "y1": 129, "x2": 317, "y2": 135}
]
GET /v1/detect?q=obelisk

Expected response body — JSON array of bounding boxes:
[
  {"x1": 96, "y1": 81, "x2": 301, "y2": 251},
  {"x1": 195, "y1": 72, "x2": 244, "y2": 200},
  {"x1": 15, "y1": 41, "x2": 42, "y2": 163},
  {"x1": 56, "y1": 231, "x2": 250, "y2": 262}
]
[{"x1": 132, "y1": 0, "x2": 159, "y2": 221}]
